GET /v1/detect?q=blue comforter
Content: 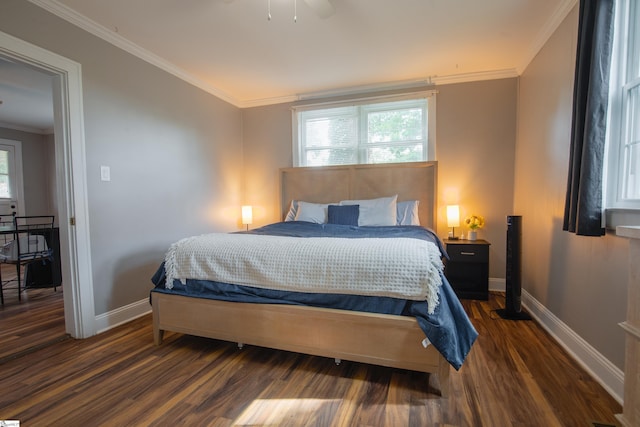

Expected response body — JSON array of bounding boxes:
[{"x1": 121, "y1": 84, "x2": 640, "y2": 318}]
[{"x1": 151, "y1": 222, "x2": 477, "y2": 370}]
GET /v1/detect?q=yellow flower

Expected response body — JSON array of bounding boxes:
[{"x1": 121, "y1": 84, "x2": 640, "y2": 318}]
[{"x1": 464, "y1": 214, "x2": 485, "y2": 230}]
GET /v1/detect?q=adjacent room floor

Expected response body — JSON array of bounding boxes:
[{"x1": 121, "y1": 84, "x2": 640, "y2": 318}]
[{"x1": 0, "y1": 264, "x2": 66, "y2": 363}]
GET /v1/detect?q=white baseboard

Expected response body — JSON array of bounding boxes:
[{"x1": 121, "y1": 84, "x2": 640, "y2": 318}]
[
  {"x1": 489, "y1": 277, "x2": 505, "y2": 292},
  {"x1": 94, "y1": 298, "x2": 151, "y2": 334},
  {"x1": 488, "y1": 277, "x2": 623, "y2": 403},
  {"x1": 520, "y1": 290, "x2": 624, "y2": 404}
]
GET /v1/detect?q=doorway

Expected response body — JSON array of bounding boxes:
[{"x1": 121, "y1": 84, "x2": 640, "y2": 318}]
[{"x1": 0, "y1": 30, "x2": 94, "y2": 338}]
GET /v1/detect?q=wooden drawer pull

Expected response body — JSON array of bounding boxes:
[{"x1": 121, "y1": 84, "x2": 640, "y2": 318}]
[{"x1": 460, "y1": 251, "x2": 476, "y2": 256}]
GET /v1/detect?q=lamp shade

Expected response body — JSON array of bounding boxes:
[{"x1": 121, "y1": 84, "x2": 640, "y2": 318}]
[
  {"x1": 241, "y1": 205, "x2": 253, "y2": 225},
  {"x1": 446, "y1": 205, "x2": 460, "y2": 228}
]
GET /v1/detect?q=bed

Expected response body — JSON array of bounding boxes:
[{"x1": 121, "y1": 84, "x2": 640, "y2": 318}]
[{"x1": 151, "y1": 161, "x2": 477, "y2": 396}]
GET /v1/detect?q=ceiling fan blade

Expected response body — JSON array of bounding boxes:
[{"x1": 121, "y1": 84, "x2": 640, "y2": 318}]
[{"x1": 303, "y1": 0, "x2": 335, "y2": 18}]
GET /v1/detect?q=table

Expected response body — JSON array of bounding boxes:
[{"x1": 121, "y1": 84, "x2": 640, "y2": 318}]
[
  {"x1": 0, "y1": 225, "x2": 61, "y2": 289},
  {"x1": 443, "y1": 239, "x2": 491, "y2": 300}
]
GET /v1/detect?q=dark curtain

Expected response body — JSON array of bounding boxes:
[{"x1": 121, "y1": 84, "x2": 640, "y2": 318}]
[{"x1": 563, "y1": 0, "x2": 615, "y2": 236}]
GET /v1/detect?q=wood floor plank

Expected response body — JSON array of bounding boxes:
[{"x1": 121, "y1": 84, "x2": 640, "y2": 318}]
[
  {"x1": 0, "y1": 292, "x2": 622, "y2": 426},
  {"x1": 382, "y1": 372, "x2": 411, "y2": 427},
  {"x1": 330, "y1": 364, "x2": 369, "y2": 427}
]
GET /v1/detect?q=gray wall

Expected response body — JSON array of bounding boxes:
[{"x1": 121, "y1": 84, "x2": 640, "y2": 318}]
[
  {"x1": 0, "y1": 127, "x2": 54, "y2": 217},
  {"x1": 436, "y1": 79, "x2": 517, "y2": 279},
  {"x1": 242, "y1": 79, "x2": 518, "y2": 280},
  {"x1": 515, "y1": 5, "x2": 627, "y2": 369},
  {"x1": 0, "y1": 1, "x2": 244, "y2": 315}
]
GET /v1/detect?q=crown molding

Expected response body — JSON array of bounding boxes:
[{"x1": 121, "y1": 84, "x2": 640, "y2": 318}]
[
  {"x1": 432, "y1": 69, "x2": 519, "y2": 86},
  {"x1": 239, "y1": 71, "x2": 520, "y2": 108},
  {"x1": 238, "y1": 94, "x2": 301, "y2": 109},
  {"x1": 516, "y1": 0, "x2": 578, "y2": 74},
  {"x1": 27, "y1": 0, "x2": 241, "y2": 107}
]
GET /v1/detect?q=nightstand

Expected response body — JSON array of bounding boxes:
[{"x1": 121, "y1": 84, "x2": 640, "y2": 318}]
[{"x1": 443, "y1": 239, "x2": 490, "y2": 300}]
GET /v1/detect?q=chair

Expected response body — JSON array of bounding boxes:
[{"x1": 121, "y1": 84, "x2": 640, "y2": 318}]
[{"x1": 0, "y1": 216, "x2": 54, "y2": 304}]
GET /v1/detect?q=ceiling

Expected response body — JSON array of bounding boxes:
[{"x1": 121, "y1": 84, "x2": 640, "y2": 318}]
[
  {"x1": 0, "y1": 56, "x2": 54, "y2": 134},
  {"x1": 0, "y1": 0, "x2": 576, "y2": 132}
]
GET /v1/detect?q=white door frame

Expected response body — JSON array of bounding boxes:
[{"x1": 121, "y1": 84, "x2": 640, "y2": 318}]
[{"x1": 0, "y1": 30, "x2": 95, "y2": 338}]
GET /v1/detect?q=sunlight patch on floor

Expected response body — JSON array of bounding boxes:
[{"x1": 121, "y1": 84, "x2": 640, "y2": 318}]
[{"x1": 233, "y1": 398, "x2": 341, "y2": 425}]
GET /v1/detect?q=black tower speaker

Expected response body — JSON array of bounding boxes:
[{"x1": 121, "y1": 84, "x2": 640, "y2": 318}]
[{"x1": 497, "y1": 215, "x2": 531, "y2": 320}]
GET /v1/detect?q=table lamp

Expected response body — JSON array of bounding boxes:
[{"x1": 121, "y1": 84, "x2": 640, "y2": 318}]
[
  {"x1": 241, "y1": 205, "x2": 253, "y2": 231},
  {"x1": 447, "y1": 204, "x2": 460, "y2": 240}
]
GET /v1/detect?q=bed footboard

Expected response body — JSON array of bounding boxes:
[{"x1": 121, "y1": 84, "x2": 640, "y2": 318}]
[{"x1": 152, "y1": 291, "x2": 450, "y2": 396}]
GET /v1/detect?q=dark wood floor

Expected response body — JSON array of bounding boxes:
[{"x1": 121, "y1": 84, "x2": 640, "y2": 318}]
[
  {"x1": 0, "y1": 291, "x2": 621, "y2": 426},
  {"x1": 0, "y1": 265, "x2": 67, "y2": 363}
]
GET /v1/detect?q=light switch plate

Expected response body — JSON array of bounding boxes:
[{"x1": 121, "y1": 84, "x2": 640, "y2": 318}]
[{"x1": 100, "y1": 165, "x2": 111, "y2": 181}]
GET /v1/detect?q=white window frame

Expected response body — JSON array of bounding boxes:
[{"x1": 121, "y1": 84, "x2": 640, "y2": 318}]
[
  {"x1": 605, "y1": 0, "x2": 640, "y2": 220},
  {"x1": 0, "y1": 138, "x2": 25, "y2": 217},
  {"x1": 292, "y1": 91, "x2": 436, "y2": 167}
]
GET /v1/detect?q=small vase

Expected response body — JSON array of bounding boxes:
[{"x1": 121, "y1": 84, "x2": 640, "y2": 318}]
[{"x1": 468, "y1": 230, "x2": 477, "y2": 241}]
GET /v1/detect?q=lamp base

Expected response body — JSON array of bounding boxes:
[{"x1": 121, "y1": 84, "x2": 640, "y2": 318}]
[{"x1": 448, "y1": 226, "x2": 460, "y2": 240}]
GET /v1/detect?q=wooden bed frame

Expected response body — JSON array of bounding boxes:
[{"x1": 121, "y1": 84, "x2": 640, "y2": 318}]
[{"x1": 152, "y1": 161, "x2": 450, "y2": 396}]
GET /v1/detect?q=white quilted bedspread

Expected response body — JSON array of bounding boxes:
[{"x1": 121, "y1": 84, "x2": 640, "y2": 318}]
[{"x1": 164, "y1": 233, "x2": 444, "y2": 313}]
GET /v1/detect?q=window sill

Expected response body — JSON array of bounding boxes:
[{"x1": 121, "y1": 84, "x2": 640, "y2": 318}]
[{"x1": 605, "y1": 208, "x2": 640, "y2": 230}]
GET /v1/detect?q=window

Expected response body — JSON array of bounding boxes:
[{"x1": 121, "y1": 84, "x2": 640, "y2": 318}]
[
  {"x1": 0, "y1": 139, "x2": 24, "y2": 219},
  {"x1": 606, "y1": 0, "x2": 640, "y2": 210},
  {"x1": 0, "y1": 150, "x2": 10, "y2": 198},
  {"x1": 293, "y1": 93, "x2": 435, "y2": 167}
]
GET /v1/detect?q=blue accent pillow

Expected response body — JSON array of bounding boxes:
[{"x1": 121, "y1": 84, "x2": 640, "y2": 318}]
[{"x1": 328, "y1": 204, "x2": 359, "y2": 226}]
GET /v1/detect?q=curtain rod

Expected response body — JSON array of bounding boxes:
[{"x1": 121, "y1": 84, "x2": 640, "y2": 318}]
[{"x1": 291, "y1": 89, "x2": 437, "y2": 111}]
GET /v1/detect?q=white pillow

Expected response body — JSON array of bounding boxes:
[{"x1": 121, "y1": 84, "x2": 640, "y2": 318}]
[
  {"x1": 397, "y1": 200, "x2": 420, "y2": 226},
  {"x1": 294, "y1": 201, "x2": 328, "y2": 223},
  {"x1": 284, "y1": 200, "x2": 298, "y2": 221},
  {"x1": 340, "y1": 195, "x2": 397, "y2": 226}
]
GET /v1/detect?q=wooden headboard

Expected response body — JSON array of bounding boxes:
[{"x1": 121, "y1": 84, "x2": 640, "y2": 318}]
[{"x1": 280, "y1": 161, "x2": 438, "y2": 229}]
